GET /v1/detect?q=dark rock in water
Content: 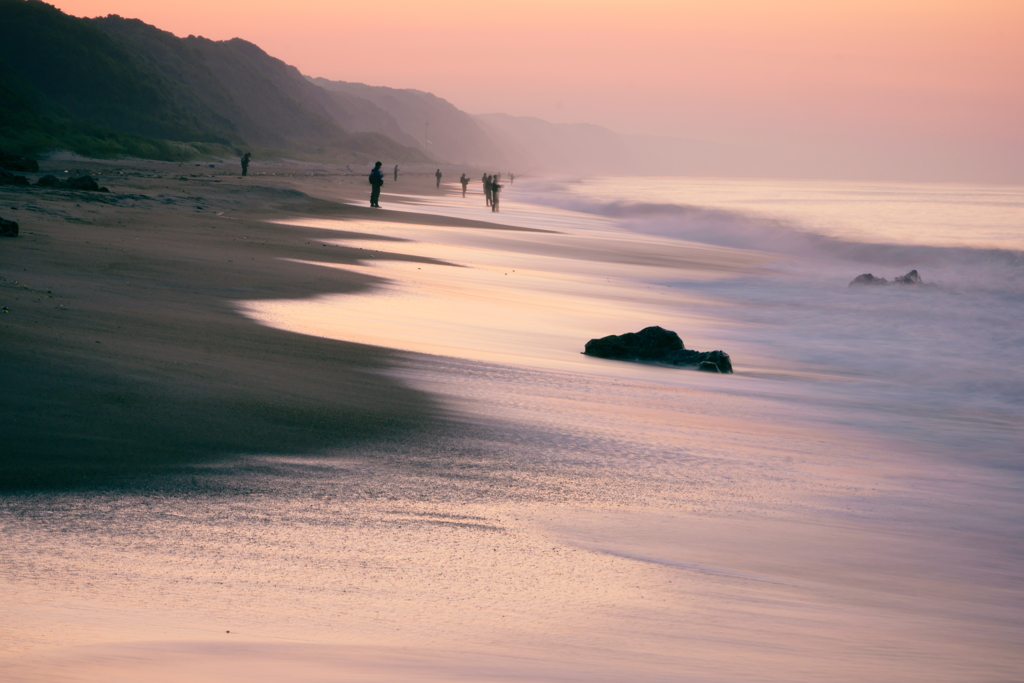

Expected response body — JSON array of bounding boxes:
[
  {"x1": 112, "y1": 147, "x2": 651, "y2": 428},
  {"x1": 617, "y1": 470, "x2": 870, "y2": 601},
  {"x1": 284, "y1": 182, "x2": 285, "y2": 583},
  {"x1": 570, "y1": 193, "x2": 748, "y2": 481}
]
[
  {"x1": 585, "y1": 325, "x2": 684, "y2": 361},
  {"x1": 36, "y1": 174, "x2": 60, "y2": 187},
  {"x1": 850, "y1": 269, "x2": 926, "y2": 287},
  {"x1": 0, "y1": 217, "x2": 18, "y2": 237},
  {"x1": 893, "y1": 269, "x2": 922, "y2": 285},
  {"x1": 695, "y1": 349, "x2": 733, "y2": 374},
  {"x1": 0, "y1": 169, "x2": 29, "y2": 186},
  {"x1": 849, "y1": 273, "x2": 888, "y2": 286},
  {"x1": 0, "y1": 148, "x2": 38, "y2": 173},
  {"x1": 583, "y1": 326, "x2": 733, "y2": 373}
]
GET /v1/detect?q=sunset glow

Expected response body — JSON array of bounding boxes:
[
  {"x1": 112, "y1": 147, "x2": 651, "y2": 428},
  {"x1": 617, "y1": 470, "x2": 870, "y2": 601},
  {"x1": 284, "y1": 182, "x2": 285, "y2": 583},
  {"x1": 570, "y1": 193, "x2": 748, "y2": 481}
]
[
  {"x1": 38, "y1": 1, "x2": 1024, "y2": 182},
  {"x1": 5, "y1": 2, "x2": 1024, "y2": 681}
]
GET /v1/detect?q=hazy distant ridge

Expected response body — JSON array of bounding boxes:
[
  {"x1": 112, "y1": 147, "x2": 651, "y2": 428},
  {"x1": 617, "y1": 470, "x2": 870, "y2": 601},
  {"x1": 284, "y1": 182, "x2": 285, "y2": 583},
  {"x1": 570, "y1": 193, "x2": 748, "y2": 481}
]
[
  {"x1": 474, "y1": 113, "x2": 752, "y2": 177},
  {"x1": 309, "y1": 78, "x2": 509, "y2": 167},
  {"x1": 0, "y1": 0, "x2": 733, "y2": 174},
  {"x1": 307, "y1": 78, "x2": 740, "y2": 176}
]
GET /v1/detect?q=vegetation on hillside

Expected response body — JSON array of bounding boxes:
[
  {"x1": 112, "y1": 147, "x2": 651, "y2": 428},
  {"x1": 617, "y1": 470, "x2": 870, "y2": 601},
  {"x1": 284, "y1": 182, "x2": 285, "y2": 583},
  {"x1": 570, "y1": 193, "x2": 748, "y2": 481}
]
[{"x1": 0, "y1": 0, "x2": 427, "y2": 162}]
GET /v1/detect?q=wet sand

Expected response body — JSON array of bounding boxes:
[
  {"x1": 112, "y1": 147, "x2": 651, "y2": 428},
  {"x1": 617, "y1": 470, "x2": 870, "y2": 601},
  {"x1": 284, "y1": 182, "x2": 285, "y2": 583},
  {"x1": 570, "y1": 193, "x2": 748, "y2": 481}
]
[
  {"x1": 2, "y1": 158, "x2": 1022, "y2": 682},
  {"x1": 0, "y1": 158, "x2": 504, "y2": 488}
]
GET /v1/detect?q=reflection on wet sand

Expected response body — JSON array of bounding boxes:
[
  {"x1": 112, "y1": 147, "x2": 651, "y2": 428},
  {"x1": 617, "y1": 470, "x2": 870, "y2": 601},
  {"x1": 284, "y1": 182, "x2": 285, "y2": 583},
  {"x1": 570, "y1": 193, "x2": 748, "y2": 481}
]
[{"x1": 3, "y1": 199, "x2": 1022, "y2": 683}]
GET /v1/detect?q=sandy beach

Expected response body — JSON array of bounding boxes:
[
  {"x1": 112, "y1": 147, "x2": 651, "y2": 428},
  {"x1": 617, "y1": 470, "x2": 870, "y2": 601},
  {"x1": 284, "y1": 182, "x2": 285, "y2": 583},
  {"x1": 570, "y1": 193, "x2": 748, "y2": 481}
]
[
  {"x1": 2, "y1": 158, "x2": 1022, "y2": 682},
  {"x1": 1, "y1": 157, "x2": 500, "y2": 488}
]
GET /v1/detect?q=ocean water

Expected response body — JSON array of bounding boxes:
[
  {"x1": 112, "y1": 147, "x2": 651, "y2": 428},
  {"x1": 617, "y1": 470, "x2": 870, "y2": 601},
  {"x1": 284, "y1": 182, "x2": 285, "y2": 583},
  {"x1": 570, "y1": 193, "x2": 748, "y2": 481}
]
[
  {"x1": 4, "y1": 176, "x2": 1023, "y2": 682},
  {"x1": 514, "y1": 177, "x2": 1024, "y2": 466}
]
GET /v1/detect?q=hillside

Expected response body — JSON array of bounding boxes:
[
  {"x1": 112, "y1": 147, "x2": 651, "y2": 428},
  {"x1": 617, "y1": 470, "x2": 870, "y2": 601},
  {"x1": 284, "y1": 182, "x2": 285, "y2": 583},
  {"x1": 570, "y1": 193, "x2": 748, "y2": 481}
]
[
  {"x1": 310, "y1": 78, "x2": 509, "y2": 167},
  {"x1": 0, "y1": 0, "x2": 734, "y2": 174},
  {"x1": 0, "y1": 0, "x2": 427, "y2": 162}
]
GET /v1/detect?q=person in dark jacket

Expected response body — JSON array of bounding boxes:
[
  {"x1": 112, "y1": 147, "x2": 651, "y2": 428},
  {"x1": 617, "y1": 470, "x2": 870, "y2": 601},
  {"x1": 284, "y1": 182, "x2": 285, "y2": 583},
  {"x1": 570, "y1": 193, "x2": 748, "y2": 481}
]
[
  {"x1": 491, "y1": 177, "x2": 502, "y2": 212},
  {"x1": 240, "y1": 152, "x2": 251, "y2": 176},
  {"x1": 435, "y1": 168, "x2": 442, "y2": 188},
  {"x1": 369, "y1": 161, "x2": 384, "y2": 208}
]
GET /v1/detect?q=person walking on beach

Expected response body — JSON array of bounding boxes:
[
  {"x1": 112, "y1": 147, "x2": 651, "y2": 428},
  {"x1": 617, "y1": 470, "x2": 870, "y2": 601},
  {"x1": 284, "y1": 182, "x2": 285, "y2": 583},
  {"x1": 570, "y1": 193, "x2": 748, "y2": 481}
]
[
  {"x1": 483, "y1": 174, "x2": 492, "y2": 206},
  {"x1": 394, "y1": 164, "x2": 399, "y2": 181},
  {"x1": 240, "y1": 152, "x2": 251, "y2": 176},
  {"x1": 460, "y1": 173, "x2": 469, "y2": 197},
  {"x1": 435, "y1": 168, "x2": 442, "y2": 188},
  {"x1": 491, "y1": 176, "x2": 502, "y2": 212},
  {"x1": 509, "y1": 172, "x2": 514, "y2": 184},
  {"x1": 369, "y1": 161, "x2": 384, "y2": 208}
]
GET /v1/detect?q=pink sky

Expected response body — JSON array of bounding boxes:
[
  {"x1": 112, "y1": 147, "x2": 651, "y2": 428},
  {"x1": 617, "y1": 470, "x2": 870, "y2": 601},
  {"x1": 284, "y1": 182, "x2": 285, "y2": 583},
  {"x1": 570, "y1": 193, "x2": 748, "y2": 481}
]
[{"x1": 49, "y1": 0, "x2": 1024, "y2": 181}]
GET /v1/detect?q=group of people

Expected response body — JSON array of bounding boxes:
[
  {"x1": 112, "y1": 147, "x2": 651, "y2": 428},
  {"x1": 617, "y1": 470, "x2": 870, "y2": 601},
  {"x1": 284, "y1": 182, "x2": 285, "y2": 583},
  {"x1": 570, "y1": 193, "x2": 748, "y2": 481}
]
[
  {"x1": 481, "y1": 173, "x2": 505, "y2": 212},
  {"x1": 242, "y1": 156, "x2": 516, "y2": 213},
  {"x1": 367, "y1": 162, "x2": 515, "y2": 212}
]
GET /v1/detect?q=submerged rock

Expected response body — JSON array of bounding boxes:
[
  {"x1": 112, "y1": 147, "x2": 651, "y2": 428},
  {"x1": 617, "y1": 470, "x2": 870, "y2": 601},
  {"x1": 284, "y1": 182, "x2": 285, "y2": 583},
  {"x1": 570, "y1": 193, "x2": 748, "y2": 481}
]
[
  {"x1": 849, "y1": 269, "x2": 926, "y2": 287},
  {"x1": 583, "y1": 326, "x2": 733, "y2": 373},
  {"x1": 0, "y1": 217, "x2": 19, "y2": 237},
  {"x1": 893, "y1": 269, "x2": 922, "y2": 284},
  {"x1": 849, "y1": 273, "x2": 888, "y2": 286}
]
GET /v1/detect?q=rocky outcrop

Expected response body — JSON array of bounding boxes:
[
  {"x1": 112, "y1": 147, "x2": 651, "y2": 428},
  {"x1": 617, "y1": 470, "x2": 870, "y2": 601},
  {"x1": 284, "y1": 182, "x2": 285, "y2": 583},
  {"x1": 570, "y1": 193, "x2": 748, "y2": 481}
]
[
  {"x1": 893, "y1": 269, "x2": 922, "y2": 284},
  {"x1": 0, "y1": 169, "x2": 30, "y2": 186},
  {"x1": 0, "y1": 217, "x2": 18, "y2": 237},
  {"x1": 583, "y1": 326, "x2": 733, "y2": 373},
  {"x1": 849, "y1": 269, "x2": 926, "y2": 287},
  {"x1": 0, "y1": 149, "x2": 38, "y2": 173},
  {"x1": 849, "y1": 273, "x2": 889, "y2": 286},
  {"x1": 35, "y1": 174, "x2": 109, "y2": 192},
  {"x1": 66, "y1": 175, "x2": 101, "y2": 191}
]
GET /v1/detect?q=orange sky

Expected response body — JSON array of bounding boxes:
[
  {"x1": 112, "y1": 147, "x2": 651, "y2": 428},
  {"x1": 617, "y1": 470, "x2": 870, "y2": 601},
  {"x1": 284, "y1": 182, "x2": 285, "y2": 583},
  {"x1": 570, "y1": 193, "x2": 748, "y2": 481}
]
[{"x1": 47, "y1": 0, "x2": 1024, "y2": 181}]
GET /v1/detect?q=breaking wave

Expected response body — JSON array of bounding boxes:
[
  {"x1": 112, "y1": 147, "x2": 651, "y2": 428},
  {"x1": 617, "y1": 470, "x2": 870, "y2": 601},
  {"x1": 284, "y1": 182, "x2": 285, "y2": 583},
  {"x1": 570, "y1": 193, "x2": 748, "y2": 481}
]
[{"x1": 515, "y1": 184, "x2": 1024, "y2": 295}]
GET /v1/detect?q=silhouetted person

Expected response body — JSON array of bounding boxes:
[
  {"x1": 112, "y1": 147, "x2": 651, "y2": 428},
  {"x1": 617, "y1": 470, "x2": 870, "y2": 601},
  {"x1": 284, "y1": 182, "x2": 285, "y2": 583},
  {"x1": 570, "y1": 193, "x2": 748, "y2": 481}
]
[
  {"x1": 491, "y1": 178, "x2": 502, "y2": 212},
  {"x1": 240, "y1": 152, "x2": 251, "y2": 176},
  {"x1": 394, "y1": 164, "x2": 399, "y2": 181},
  {"x1": 483, "y1": 174, "x2": 492, "y2": 206},
  {"x1": 369, "y1": 161, "x2": 384, "y2": 208},
  {"x1": 435, "y1": 168, "x2": 442, "y2": 188},
  {"x1": 460, "y1": 173, "x2": 469, "y2": 197},
  {"x1": 509, "y1": 172, "x2": 514, "y2": 184}
]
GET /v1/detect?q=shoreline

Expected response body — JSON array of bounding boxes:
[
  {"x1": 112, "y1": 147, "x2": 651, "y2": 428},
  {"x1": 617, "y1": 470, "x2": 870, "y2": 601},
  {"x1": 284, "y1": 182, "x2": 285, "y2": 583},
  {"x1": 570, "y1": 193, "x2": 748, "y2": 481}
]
[
  {"x1": 0, "y1": 156, "x2": 517, "y2": 490},
  {"x1": 2, "y1": 159, "x2": 1021, "y2": 682}
]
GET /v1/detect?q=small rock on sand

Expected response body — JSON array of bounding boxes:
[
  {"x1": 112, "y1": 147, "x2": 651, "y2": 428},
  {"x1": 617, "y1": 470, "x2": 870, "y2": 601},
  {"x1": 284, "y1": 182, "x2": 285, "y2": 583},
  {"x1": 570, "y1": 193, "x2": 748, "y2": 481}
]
[{"x1": 1, "y1": 217, "x2": 19, "y2": 237}]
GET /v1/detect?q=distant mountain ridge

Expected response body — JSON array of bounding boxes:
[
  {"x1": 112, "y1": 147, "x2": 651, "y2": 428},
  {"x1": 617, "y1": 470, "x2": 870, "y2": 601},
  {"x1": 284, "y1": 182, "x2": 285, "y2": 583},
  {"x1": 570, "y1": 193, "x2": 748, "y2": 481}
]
[
  {"x1": 0, "y1": 0, "x2": 734, "y2": 175},
  {"x1": 475, "y1": 113, "x2": 751, "y2": 177},
  {"x1": 0, "y1": 0, "x2": 427, "y2": 162},
  {"x1": 308, "y1": 78, "x2": 740, "y2": 176},
  {"x1": 309, "y1": 78, "x2": 509, "y2": 167}
]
